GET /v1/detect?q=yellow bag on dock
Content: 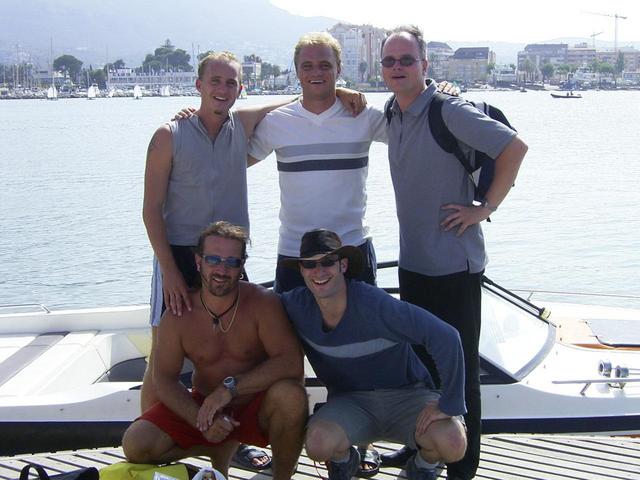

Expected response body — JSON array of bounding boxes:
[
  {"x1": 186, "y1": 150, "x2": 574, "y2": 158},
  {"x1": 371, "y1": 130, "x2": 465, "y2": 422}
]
[{"x1": 99, "y1": 462, "x2": 195, "y2": 480}]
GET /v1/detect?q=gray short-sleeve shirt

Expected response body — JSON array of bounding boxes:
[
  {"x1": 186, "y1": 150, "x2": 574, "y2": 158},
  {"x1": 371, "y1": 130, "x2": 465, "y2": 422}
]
[{"x1": 387, "y1": 81, "x2": 517, "y2": 276}]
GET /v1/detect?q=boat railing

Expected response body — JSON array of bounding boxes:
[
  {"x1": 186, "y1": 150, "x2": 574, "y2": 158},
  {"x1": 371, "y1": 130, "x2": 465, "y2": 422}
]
[
  {"x1": 259, "y1": 260, "x2": 552, "y2": 320},
  {"x1": 552, "y1": 377, "x2": 640, "y2": 395},
  {"x1": 0, "y1": 303, "x2": 51, "y2": 314}
]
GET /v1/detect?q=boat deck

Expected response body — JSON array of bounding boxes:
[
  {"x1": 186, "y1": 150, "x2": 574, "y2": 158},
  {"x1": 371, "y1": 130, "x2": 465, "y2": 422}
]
[{"x1": 2, "y1": 435, "x2": 639, "y2": 480}]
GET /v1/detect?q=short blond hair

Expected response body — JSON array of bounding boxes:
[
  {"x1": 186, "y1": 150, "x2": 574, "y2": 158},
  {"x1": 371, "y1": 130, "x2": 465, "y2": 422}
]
[
  {"x1": 198, "y1": 51, "x2": 242, "y2": 83},
  {"x1": 294, "y1": 32, "x2": 342, "y2": 71}
]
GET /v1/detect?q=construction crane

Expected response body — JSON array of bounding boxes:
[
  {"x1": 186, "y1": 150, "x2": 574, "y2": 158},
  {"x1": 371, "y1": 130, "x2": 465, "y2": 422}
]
[
  {"x1": 584, "y1": 12, "x2": 628, "y2": 52},
  {"x1": 589, "y1": 31, "x2": 603, "y2": 49}
]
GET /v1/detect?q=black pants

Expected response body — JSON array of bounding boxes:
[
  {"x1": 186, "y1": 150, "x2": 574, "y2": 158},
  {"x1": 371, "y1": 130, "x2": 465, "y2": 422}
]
[
  {"x1": 273, "y1": 238, "x2": 377, "y2": 293},
  {"x1": 399, "y1": 268, "x2": 482, "y2": 480}
]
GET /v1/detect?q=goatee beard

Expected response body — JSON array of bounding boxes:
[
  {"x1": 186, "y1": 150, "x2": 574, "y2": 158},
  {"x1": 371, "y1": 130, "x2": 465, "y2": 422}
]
[{"x1": 204, "y1": 273, "x2": 238, "y2": 297}]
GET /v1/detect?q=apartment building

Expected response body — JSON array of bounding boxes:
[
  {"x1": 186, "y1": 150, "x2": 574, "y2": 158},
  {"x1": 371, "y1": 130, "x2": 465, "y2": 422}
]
[
  {"x1": 448, "y1": 47, "x2": 495, "y2": 83},
  {"x1": 329, "y1": 23, "x2": 385, "y2": 84},
  {"x1": 426, "y1": 41, "x2": 454, "y2": 81},
  {"x1": 567, "y1": 43, "x2": 597, "y2": 67}
]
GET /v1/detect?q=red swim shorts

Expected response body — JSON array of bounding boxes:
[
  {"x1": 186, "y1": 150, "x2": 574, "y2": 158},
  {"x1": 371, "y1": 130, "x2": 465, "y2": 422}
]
[{"x1": 139, "y1": 390, "x2": 269, "y2": 449}]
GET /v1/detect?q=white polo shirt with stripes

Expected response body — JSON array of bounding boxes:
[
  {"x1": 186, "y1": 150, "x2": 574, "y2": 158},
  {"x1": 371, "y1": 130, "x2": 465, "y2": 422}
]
[{"x1": 248, "y1": 99, "x2": 388, "y2": 257}]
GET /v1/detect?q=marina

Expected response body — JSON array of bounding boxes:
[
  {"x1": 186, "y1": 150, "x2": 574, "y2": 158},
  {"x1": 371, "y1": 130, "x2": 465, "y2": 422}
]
[{"x1": 1, "y1": 90, "x2": 639, "y2": 476}]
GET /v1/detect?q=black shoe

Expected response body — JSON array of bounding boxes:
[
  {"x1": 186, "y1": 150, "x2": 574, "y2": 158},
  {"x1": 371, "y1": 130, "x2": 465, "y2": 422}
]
[
  {"x1": 327, "y1": 446, "x2": 360, "y2": 480},
  {"x1": 380, "y1": 445, "x2": 417, "y2": 468}
]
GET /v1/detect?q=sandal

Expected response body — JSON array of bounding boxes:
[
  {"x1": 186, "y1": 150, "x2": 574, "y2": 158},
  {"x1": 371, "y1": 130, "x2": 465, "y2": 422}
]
[
  {"x1": 356, "y1": 447, "x2": 380, "y2": 478},
  {"x1": 231, "y1": 444, "x2": 272, "y2": 472}
]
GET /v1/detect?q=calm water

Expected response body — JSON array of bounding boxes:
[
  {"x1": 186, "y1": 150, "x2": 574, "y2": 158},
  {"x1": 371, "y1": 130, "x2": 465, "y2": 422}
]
[{"x1": 1, "y1": 91, "x2": 639, "y2": 310}]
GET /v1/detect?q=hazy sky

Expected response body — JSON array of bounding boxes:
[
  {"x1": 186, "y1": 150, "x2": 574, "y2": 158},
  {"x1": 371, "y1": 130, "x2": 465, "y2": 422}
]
[{"x1": 271, "y1": 0, "x2": 639, "y2": 44}]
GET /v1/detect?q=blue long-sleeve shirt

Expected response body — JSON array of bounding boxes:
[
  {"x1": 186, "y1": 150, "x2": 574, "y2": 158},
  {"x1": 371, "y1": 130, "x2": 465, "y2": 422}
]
[{"x1": 281, "y1": 280, "x2": 466, "y2": 416}]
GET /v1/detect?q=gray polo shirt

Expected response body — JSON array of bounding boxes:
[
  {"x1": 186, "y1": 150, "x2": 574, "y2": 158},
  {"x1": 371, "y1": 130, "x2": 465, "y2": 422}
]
[
  {"x1": 387, "y1": 81, "x2": 517, "y2": 276},
  {"x1": 164, "y1": 111, "x2": 249, "y2": 245}
]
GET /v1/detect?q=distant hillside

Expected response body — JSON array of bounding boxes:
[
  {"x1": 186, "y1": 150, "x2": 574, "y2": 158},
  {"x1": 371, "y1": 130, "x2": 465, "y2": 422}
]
[
  {"x1": 2, "y1": 2, "x2": 639, "y2": 70},
  {"x1": 0, "y1": 0, "x2": 337, "y2": 68}
]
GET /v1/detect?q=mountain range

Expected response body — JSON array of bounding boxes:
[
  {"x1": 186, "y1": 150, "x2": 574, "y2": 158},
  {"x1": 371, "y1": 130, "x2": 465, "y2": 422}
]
[
  {"x1": 2, "y1": 1, "x2": 639, "y2": 69},
  {"x1": 0, "y1": 0, "x2": 337, "y2": 68}
]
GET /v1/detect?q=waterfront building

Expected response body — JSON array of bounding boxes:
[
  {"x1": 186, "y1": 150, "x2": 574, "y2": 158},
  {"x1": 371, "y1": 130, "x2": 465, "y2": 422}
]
[
  {"x1": 447, "y1": 47, "x2": 495, "y2": 84},
  {"x1": 328, "y1": 23, "x2": 385, "y2": 85},
  {"x1": 32, "y1": 66, "x2": 65, "y2": 87},
  {"x1": 106, "y1": 68, "x2": 196, "y2": 89},
  {"x1": 427, "y1": 41, "x2": 454, "y2": 81},
  {"x1": 598, "y1": 47, "x2": 640, "y2": 72},
  {"x1": 567, "y1": 43, "x2": 597, "y2": 68},
  {"x1": 242, "y1": 56, "x2": 262, "y2": 90},
  {"x1": 518, "y1": 43, "x2": 568, "y2": 81}
]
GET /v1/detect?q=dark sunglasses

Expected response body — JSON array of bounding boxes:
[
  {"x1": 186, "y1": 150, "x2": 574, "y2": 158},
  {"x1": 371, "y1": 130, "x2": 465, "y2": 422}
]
[
  {"x1": 380, "y1": 55, "x2": 420, "y2": 68},
  {"x1": 299, "y1": 256, "x2": 340, "y2": 270},
  {"x1": 203, "y1": 254, "x2": 245, "y2": 268}
]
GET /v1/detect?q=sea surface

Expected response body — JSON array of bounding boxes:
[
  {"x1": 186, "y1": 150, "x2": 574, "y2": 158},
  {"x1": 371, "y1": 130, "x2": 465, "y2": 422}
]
[{"x1": 1, "y1": 91, "x2": 639, "y2": 311}]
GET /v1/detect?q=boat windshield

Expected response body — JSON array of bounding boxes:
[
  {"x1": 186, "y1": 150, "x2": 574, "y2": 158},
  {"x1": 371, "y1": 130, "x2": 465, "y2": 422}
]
[{"x1": 480, "y1": 288, "x2": 552, "y2": 378}]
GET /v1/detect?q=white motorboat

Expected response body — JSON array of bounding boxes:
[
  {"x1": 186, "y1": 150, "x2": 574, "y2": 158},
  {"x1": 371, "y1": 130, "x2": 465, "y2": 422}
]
[{"x1": 1, "y1": 275, "x2": 639, "y2": 456}]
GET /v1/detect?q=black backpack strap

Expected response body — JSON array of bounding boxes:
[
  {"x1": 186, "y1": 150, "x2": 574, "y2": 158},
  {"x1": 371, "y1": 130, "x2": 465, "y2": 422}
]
[
  {"x1": 486, "y1": 104, "x2": 516, "y2": 131},
  {"x1": 384, "y1": 94, "x2": 396, "y2": 124},
  {"x1": 428, "y1": 92, "x2": 474, "y2": 175},
  {"x1": 20, "y1": 463, "x2": 50, "y2": 480}
]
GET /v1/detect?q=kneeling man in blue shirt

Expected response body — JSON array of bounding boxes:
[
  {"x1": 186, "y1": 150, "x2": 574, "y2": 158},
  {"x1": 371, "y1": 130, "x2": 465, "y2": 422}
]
[{"x1": 280, "y1": 229, "x2": 467, "y2": 480}]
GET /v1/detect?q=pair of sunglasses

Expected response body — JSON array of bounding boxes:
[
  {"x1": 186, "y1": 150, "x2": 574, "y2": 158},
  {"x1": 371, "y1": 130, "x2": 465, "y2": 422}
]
[
  {"x1": 380, "y1": 55, "x2": 420, "y2": 68},
  {"x1": 203, "y1": 254, "x2": 244, "y2": 268},
  {"x1": 299, "y1": 256, "x2": 340, "y2": 270}
]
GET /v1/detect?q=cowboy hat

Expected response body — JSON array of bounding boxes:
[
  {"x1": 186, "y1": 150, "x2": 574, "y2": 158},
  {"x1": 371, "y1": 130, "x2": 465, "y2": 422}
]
[{"x1": 280, "y1": 229, "x2": 364, "y2": 278}]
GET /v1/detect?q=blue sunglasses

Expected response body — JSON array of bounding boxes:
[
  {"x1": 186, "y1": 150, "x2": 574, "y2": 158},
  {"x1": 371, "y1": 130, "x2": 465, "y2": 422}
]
[{"x1": 203, "y1": 254, "x2": 245, "y2": 268}]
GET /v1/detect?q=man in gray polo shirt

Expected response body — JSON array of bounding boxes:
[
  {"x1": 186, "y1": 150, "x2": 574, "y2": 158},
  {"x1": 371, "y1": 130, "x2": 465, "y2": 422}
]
[{"x1": 380, "y1": 26, "x2": 528, "y2": 480}]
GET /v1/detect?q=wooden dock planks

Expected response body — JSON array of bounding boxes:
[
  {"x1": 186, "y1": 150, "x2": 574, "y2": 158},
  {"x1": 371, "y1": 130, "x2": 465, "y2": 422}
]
[{"x1": 2, "y1": 435, "x2": 639, "y2": 480}]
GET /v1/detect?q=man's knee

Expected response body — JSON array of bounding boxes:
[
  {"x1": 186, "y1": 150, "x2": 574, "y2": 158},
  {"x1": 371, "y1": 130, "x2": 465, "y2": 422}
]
[
  {"x1": 304, "y1": 420, "x2": 347, "y2": 461},
  {"x1": 440, "y1": 425, "x2": 467, "y2": 463},
  {"x1": 263, "y1": 379, "x2": 308, "y2": 421},
  {"x1": 122, "y1": 420, "x2": 169, "y2": 464},
  {"x1": 417, "y1": 417, "x2": 467, "y2": 463}
]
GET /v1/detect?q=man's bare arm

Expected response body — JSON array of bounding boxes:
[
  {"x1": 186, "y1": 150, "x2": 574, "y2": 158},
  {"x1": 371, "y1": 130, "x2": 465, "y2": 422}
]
[
  {"x1": 238, "y1": 289, "x2": 305, "y2": 392},
  {"x1": 247, "y1": 155, "x2": 261, "y2": 167},
  {"x1": 335, "y1": 87, "x2": 367, "y2": 116},
  {"x1": 142, "y1": 125, "x2": 192, "y2": 315},
  {"x1": 153, "y1": 314, "x2": 200, "y2": 426},
  {"x1": 235, "y1": 97, "x2": 297, "y2": 139}
]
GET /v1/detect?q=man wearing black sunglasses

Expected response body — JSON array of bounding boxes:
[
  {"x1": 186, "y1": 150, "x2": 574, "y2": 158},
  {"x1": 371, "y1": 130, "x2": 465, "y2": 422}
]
[
  {"x1": 279, "y1": 229, "x2": 467, "y2": 480},
  {"x1": 123, "y1": 221, "x2": 306, "y2": 480},
  {"x1": 380, "y1": 26, "x2": 528, "y2": 480}
]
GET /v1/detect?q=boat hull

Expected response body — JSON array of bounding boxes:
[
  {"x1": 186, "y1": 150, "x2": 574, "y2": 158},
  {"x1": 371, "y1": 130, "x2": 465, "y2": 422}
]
[{"x1": 1, "y1": 284, "x2": 639, "y2": 455}]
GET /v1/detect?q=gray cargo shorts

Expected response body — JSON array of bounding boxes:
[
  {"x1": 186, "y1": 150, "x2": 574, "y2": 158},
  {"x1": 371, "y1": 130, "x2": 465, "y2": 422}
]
[{"x1": 309, "y1": 383, "x2": 454, "y2": 449}]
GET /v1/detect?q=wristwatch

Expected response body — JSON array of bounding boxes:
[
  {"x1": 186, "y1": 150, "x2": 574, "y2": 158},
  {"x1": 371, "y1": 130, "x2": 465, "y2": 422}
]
[
  {"x1": 480, "y1": 199, "x2": 498, "y2": 212},
  {"x1": 223, "y1": 376, "x2": 238, "y2": 398}
]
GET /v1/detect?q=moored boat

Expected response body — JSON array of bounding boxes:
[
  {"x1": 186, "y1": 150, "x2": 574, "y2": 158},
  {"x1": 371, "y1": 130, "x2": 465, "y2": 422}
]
[
  {"x1": 1, "y1": 274, "x2": 638, "y2": 455},
  {"x1": 551, "y1": 91, "x2": 582, "y2": 99}
]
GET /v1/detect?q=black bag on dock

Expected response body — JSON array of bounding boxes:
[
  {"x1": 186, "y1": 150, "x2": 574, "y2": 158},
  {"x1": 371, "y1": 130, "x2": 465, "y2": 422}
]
[{"x1": 18, "y1": 463, "x2": 98, "y2": 480}]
